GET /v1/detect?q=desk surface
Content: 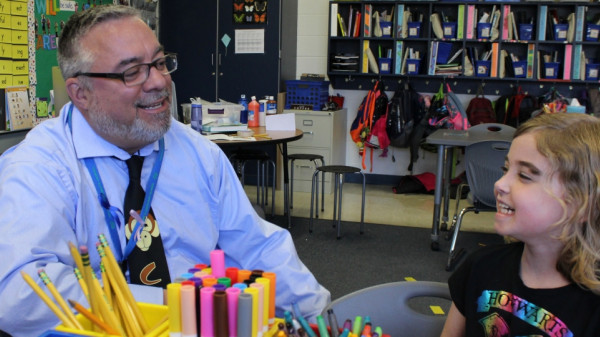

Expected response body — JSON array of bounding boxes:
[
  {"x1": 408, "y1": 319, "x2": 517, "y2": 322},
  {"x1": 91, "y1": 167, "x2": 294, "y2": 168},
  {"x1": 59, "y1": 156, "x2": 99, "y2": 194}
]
[
  {"x1": 210, "y1": 126, "x2": 303, "y2": 146},
  {"x1": 426, "y1": 126, "x2": 514, "y2": 147}
]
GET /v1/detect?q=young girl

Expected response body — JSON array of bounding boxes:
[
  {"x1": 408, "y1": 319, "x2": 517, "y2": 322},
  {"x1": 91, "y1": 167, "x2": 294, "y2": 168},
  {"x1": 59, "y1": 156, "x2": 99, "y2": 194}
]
[{"x1": 441, "y1": 113, "x2": 600, "y2": 337}]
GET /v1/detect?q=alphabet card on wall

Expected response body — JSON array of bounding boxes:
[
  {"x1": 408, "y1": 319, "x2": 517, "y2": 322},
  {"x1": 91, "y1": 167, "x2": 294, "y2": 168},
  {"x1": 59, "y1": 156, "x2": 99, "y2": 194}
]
[{"x1": 5, "y1": 86, "x2": 33, "y2": 130}]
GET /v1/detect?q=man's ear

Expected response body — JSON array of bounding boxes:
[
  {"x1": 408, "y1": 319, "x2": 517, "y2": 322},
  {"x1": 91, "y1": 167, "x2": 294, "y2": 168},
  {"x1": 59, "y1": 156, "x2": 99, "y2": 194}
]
[{"x1": 65, "y1": 77, "x2": 90, "y2": 110}]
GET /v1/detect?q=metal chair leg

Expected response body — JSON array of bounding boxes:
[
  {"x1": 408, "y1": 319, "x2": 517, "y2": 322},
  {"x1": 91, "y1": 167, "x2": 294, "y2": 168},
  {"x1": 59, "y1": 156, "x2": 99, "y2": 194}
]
[
  {"x1": 360, "y1": 172, "x2": 366, "y2": 234},
  {"x1": 336, "y1": 173, "x2": 343, "y2": 239},
  {"x1": 309, "y1": 170, "x2": 319, "y2": 233}
]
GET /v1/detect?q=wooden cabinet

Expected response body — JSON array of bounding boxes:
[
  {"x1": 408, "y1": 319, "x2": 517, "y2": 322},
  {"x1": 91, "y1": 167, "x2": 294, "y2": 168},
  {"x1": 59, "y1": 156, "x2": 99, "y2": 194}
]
[
  {"x1": 159, "y1": 0, "x2": 297, "y2": 105},
  {"x1": 328, "y1": 1, "x2": 600, "y2": 96},
  {"x1": 284, "y1": 109, "x2": 348, "y2": 193}
]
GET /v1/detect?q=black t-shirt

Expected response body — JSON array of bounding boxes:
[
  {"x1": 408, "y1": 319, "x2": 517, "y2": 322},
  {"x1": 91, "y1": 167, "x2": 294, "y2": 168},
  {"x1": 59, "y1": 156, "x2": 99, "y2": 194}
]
[{"x1": 449, "y1": 242, "x2": 600, "y2": 337}]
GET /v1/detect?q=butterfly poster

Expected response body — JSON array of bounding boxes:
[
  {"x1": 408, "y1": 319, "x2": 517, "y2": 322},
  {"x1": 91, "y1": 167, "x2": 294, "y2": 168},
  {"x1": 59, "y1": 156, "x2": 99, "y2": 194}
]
[{"x1": 233, "y1": 0, "x2": 267, "y2": 25}]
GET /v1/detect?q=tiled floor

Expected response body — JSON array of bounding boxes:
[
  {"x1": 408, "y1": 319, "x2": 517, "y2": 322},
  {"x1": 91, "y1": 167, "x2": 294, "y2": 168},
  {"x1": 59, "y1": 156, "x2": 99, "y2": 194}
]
[{"x1": 244, "y1": 183, "x2": 496, "y2": 234}]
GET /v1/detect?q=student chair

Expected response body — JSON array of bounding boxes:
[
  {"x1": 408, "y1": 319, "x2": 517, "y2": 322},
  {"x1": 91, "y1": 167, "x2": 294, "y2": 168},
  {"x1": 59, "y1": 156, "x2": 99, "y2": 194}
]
[
  {"x1": 446, "y1": 139, "x2": 511, "y2": 271},
  {"x1": 309, "y1": 165, "x2": 365, "y2": 239},
  {"x1": 321, "y1": 281, "x2": 451, "y2": 337},
  {"x1": 229, "y1": 149, "x2": 276, "y2": 217}
]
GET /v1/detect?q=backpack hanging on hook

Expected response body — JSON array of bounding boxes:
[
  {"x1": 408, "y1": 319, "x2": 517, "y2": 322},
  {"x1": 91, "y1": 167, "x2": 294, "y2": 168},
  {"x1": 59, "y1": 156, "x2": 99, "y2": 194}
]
[{"x1": 349, "y1": 80, "x2": 390, "y2": 171}]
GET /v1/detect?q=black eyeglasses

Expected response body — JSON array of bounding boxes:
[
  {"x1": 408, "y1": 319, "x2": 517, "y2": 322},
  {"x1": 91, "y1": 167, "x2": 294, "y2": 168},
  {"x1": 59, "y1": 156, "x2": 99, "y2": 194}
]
[{"x1": 74, "y1": 53, "x2": 178, "y2": 87}]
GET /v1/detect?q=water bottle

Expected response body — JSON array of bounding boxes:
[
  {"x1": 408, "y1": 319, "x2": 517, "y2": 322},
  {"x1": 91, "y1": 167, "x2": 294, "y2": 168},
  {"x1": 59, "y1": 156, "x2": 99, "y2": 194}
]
[
  {"x1": 239, "y1": 94, "x2": 248, "y2": 124},
  {"x1": 191, "y1": 102, "x2": 202, "y2": 132},
  {"x1": 248, "y1": 96, "x2": 260, "y2": 127},
  {"x1": 258, "y1": 97, "x2": 268, "y2": 126},
  {"x1": 266, "y1": 96, "x2": 277, "y2": 115}
]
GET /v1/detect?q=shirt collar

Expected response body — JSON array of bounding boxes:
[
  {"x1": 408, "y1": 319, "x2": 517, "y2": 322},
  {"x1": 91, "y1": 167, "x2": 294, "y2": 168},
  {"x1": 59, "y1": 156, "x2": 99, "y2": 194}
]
[{"x1": 65, "y1": 103, "x2": 161, "y2": 161}]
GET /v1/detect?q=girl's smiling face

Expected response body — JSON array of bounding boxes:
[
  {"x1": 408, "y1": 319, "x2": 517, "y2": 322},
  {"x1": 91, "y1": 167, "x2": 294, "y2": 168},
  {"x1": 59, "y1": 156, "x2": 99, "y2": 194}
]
[{"x1": 494, "y1": 132, "x2": 568, "y2": 244}]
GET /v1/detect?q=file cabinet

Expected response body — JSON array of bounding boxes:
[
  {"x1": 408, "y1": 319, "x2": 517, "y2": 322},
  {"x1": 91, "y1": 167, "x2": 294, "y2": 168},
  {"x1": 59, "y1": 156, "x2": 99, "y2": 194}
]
[{"x1": 284, "y1": 109, "x2": 347, "y2": 193}]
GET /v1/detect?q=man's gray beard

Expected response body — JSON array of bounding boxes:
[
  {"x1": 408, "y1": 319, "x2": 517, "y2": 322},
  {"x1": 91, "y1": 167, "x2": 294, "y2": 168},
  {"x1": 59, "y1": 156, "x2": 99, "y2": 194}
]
[{"x1": 87, "y1": 100, "x2": 171, "y2": 145}]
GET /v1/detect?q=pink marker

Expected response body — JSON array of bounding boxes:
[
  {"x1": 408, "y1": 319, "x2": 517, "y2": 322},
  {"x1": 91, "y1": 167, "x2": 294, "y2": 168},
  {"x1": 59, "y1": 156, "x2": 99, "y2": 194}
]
[
  {"x1": 200, "y1": 286, "x2": 216, "y2": 337},
  {"x1": 210, "y1": 249, "x2": 225, "y2": 278},
  {"x1": 180, "y1": 284, "x2": 197, "y2": 337},
  {"x1": 226, "y1": 287, "x2": 241, "y2": 337}
]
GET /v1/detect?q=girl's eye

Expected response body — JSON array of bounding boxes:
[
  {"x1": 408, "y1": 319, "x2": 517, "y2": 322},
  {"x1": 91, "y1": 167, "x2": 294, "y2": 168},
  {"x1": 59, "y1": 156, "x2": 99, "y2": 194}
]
[{"x1": 518, "y1": 172, "x2": 532, "y2": 181}]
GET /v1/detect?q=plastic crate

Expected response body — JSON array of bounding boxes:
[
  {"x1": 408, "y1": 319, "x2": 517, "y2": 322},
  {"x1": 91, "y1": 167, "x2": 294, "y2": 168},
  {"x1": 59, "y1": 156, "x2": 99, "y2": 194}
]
[{"x1": 285, "y1": 80, "x2": 330, "y2": 111}]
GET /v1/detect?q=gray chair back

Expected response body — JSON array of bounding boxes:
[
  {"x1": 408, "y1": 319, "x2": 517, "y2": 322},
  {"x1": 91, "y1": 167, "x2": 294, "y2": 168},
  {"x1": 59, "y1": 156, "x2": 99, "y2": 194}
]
[
  {"x1": 465, "y1": 140, "x2": 511, "y2": 207},
  {"x1": 321, "y1": 281, "x2": 451, "y2": 337}
]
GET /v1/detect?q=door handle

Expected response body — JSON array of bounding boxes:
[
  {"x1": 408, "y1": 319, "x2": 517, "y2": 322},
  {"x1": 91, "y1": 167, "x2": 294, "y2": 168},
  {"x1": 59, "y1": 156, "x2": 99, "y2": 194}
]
[{"x1": 302, "y1": 131, "x2": 313, "y2": 135}]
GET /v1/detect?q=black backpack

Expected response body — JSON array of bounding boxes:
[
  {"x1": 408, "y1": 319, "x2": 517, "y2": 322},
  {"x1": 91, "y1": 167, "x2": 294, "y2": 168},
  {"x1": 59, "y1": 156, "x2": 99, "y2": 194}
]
[
  {"x1": 497, "y1": 87, "x2": 540, "y2": 127},
  {"x1": 386, "y1": 83, "x2": 426, "y2": 148}
]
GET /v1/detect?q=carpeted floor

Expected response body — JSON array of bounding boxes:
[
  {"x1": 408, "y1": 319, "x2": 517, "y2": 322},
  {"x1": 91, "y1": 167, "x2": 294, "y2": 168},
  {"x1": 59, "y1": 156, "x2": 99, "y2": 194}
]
[{"x1": 274, "y1": 215, "x2": 504, "y2": 301}]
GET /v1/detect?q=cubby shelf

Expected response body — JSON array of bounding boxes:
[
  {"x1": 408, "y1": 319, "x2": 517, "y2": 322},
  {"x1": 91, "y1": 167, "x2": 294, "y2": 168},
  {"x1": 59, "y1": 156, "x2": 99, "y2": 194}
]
[{"x1": 328, "y1": 1, "x2": 600, "y2": 96}]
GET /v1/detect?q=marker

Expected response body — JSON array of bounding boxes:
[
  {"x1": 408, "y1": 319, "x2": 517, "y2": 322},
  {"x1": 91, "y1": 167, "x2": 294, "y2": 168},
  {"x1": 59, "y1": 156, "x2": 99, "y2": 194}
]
[
  {"x1": 316, "y1": 315, "x2": 330, "y2": 337},
  {"x1": 352, "y1": 316, "x2": 363, "y2": 336},
  {"x1": 339, "y1": 328, "x2": 350, "y2": 337},
  {"x1": 214, "y1": 290, "x2": 229, "y2": 337},
  {"x1": 327, "y1": 309, "x2": 340, "y2": 337},
  {"x1": 292, "y1": 302, "x2": 316, "y2": 337},
  {"x1": 342, "y1": 319, "x2": 352, "y2": 331},
  {"x1": 261, "y1": 271, "x2": 276, "y2": 324},
  {"x1": 237, "y1": 292, "x2": 253, "y2": 337},
  {"x1": 226, "y1": 287, "x2": 241, "y2": 337},
  {"x1": 249, "y1": 283, "x2": 265, "y2": 333},
  {"x1": 210, "y1": 250, "x2": 226, "y2": 278},
  {"x1": 226, "y1": 267, "x2": 239, "y2": 284},
  {"x1": 201, "y1": 286, "x2": 216, "y2": 337},
  {"x1": 167, "y1": 283, "x2": 182, "y2": 337},
  {"x1": 255, "y1": 278, "x2": 271, "y2": 328},
  {"x1": 244, "y1": 287, "x2": 260, "y2": 337},
  {"x1": 180, "y1": 284, "x2": 197, "y2": 337}
]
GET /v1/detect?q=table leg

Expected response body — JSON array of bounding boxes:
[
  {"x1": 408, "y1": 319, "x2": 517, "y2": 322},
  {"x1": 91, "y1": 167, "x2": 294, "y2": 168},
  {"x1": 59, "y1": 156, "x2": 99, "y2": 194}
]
[
  {"x1": 281, "y1": 143, "x2": 291, "y2": 228},
  {"x1": 431, "y1": 144, "x2": 445, "y2": 251},
  {"x1": 441, "y1": 147, "x2": 453, "y2": 230}
]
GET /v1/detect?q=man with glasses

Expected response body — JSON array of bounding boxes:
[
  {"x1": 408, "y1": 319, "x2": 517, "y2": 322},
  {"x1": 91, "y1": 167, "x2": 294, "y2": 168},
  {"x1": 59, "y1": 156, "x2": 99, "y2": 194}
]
[{"x1": 0, "y1": 5, "x2": 329, "y2": 336}]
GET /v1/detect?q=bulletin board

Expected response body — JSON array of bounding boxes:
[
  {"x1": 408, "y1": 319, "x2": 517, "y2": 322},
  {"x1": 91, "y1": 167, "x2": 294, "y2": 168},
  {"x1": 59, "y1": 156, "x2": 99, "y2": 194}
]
[{"x1": 32, "y1": 0, "x2": 114, "y2": 118}]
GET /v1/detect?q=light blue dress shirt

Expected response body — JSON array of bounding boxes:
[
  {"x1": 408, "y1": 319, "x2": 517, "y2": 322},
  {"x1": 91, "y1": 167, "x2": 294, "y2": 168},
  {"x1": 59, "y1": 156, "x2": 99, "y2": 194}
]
[{"x1": 0, "y1": 103, "x2": 330, "y2": 336}]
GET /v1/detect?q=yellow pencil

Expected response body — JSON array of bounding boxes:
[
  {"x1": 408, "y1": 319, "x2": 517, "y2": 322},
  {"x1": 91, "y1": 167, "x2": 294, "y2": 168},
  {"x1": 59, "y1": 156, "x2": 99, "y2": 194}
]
[
  {"x1": 143, "y1": 316, "x2": 169, "y2": 337},
  {"x1": 68, "y1": 299, "x2": 121, "y2": 336},
  {"x1": 20, "y1": 271, "x2": 77, "y2": 329},
  {"x1": 69, "y1": 241, "x2": 84, "y2": 276},
  {"x1": 98, "y1": 234, "x2": 149, "y2": 333},
  {"x1": 37, "y1": 269, "x2": 83, "y2": 330},
  {"x1": 73, "y1": 267, "x2": 89, "y2": 300}
]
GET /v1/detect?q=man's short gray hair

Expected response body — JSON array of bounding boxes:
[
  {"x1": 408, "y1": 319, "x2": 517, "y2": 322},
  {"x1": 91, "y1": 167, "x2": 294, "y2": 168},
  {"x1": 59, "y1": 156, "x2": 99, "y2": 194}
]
[{"x1": 57, "y1": 5, "x2": 141, "y2": 80}]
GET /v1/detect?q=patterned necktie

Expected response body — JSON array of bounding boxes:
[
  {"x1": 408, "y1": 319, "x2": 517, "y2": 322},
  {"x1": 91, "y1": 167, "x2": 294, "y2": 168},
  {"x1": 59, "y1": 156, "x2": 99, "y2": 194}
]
[{"x1": 123, "y1": 155, "x2": 171, "y2": 288}]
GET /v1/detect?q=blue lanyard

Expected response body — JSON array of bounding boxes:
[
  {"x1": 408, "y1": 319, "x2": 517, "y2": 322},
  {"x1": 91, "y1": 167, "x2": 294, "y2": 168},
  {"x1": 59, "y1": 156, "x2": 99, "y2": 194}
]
[{"x1": 67, "y1": 104, "x2": 165, "y2": 262}]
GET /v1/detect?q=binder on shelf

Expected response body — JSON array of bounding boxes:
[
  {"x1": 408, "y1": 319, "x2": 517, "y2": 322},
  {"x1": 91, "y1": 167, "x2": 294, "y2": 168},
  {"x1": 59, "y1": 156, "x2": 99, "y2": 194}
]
[
  {"x1": 575, "y1": 6, "x2": 585, "y2": 42},
  {"x1": 395, "y1": 41, "x2": 403, "y2": 75},
  {"x1": 354, "y1": 11, "x2": 361, "y2": 37},
  {"x1": 457, "y1": 5, "x2": 465, "y2": 40},
  {"x1": 363, "y1": 4, "x2": 372, "y2": 37},
  {"x1": 490, "y1": 42, "x2": 499, "y2": 77},
  {"x1": 396, "y1": 4, "x2": 405, "y2": 38},
  {"x1": 331, "y1": 3, "x2": 338, "y2": 36},
  {"x1": 502, "y1": 5, "x2": 511, "y2": 40},
  {"x1": 526, "y1": 43, "x2": 535, "y2": 79},
  {"x1": 466, "y1": 5, "x2": 475, "y2": 40},
  {"x1": 362, "y1": 40, "x2": 370, "y2": 73},
  {"x1": 510, "y1": 11, "x2": 519, "y2": 40},
  {"x1": 538, "y1": 5, "x2": 547, "y2": 41},
  {"x1": 563, "y1": 44, "x2": 573, "y2": 80},
  {"x1": 573, "y1": 44, "x2": 582, "y2": 80},
  {"x1": 347, "y1": 7, "x2": 354, "y2": 39},
  {"x1": 567, "y1": 12, "x2": 575, "y2": 42},
  {"x1": 428, "y1": 41, "x2": 438, "y2": 75},
  {"x1": 337, "y1": 13, "x2": 347, "y2": 37}
]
